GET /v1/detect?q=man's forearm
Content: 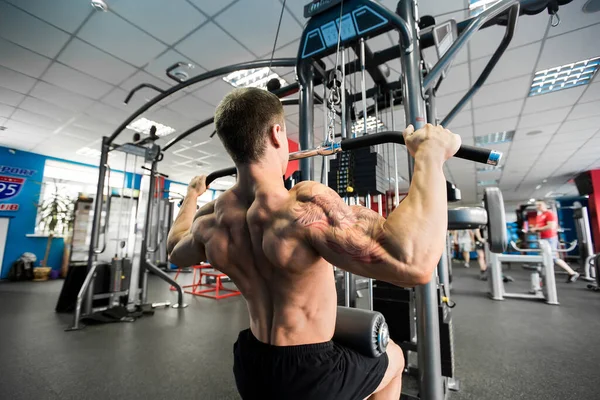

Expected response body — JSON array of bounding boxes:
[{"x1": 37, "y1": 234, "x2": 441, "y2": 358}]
[
  {"x1": 167, "y1": 193, "x2": 197, "y2": 253},
  {"x1": 382, "y1": 150, "x2": 446, "y2": 282}
]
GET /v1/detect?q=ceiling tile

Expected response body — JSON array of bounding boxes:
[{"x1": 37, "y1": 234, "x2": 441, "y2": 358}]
[
  {"x1": 166, "y1": 95, "x2": 214, "y2": 121},
  {"x1": 0, "y1": 65, "x2": 37, "y2": 94},
  {"x1": 72, "y1": 115, "x2": 115, "y2": 134},
  {"x1": 10, "y1": 109, "x2": 63, "y2": 130},
  {"x1": 537, "y1": 23, "x2": 600, "y2": 71},
  {"x1": 518, "y1": 106, "x2": 571, "y2": 129},
  {"x1": 0, "y1": 2, "x2": 71, "y2": 58},
  {"x1": 31, "y1": 134, "x2": 91, "y2": 156},
  {"x1": 436, "y1": 63, "x2": 470, "y2": 96},
  {"x1": 472, "y1": 75, "x2": 530, "y2": 108},
  {"x1": 144, "y1": 50, "x2": 204, "y2": 85},
  {"x1": 521, "y1": 85, "x2": 586, "y2": 114},
  {"x1": 19, "y1": 96, "x2": 73, "y2": 123},
  {"x1": 0, "y1": 104, "x2": 15, "y2": 118},
  {"x1": 569, "y1": 100, "x2": 600, "y2": 120},
  {"x1": 30, "y1": 81, "x2": 95, "y2": 112},
  {"x1": 146, "y1": 107, "x2": 198, "y2": 133},
  {"x1": 112, "y1": 0, "x2": 207, "y2": 45},
  {"x1": 0, "y1": 87, "x2": 25, "y2": 107},
  {"x1": 176, "y1": 22, "x2": 254, "y2": 71},
  {"x1": 0, "y1": 132, "x2": 44, "y2": 151},
  {"x1": 0, "y1": 37, "x2": 52, "y2": 78},
  {"x1": 560, "y1": 116, "x2": 600, "y2": 132},
  {"x1": 554, "y1": 127, "x2": 598, "y2": 141},
  {"x1": 443, "y1": 110, "x2": 472, "y2": 129},
  {"x1": 436, "y1": 93, "x2": 471, "y2": 117},
  {"x1": 470, "y1": 42, "x2": 541, "y2": 85},
  {"x1": 469, "y1": 12, "x2": 548, "y2": 60},
  {"x1": 473, "y1": 99, "x2": 523, "y2": 125},
  {"x1": 216, "y1": 0, "x2": 301, "y2": 57},
  {"x1": 193, "y1": 79, "x2": 235, "y2": 107},
  {"x1": 43, "y1": 62, "x2": 114, "y2": 99},
  {"x1": 77, "y1": 12, "x2": 167, "y2": 68},
  {"x1": 547, "y1": 0, "x2": 600, "y2": 37},
  {"x1": 514, "y1": 123, "x2": 559, "y2": 141},
  {"x1": 579, "y1": 82, "x2": 600, "y2": 104},
  {"x1": 5, "y1": 0, "x2": 91, "y2": 34},
  {"x1": 3, "y1": 119, "x2": 54, "y2": 137},
  {"x1": 268, "y1": 39, "x2": 302, "y2": 61},
  {"x1": 474, "y1": 117, "x2": 518, "y2": 136},
  {"x1": 188, "y1": 0, "x2": 237, "y2": 17},
  {"x1": 58, "y1": 38, "x2": 137, "y2": 85},
  {"x1": 60, "y1": 124, "x2": 104, "y2": 142},
  {"x1": 85, "y1": 102, "x2": 130, "y2": 126}
]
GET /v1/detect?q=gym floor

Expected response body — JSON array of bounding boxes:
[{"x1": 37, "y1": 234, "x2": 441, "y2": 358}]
[{"x1": 0, "y1": 263, "x2": 598, "y2": 400}]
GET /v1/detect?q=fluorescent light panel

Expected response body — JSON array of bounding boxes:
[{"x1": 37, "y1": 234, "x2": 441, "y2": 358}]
[
  {"x1": 476, "y1": 165, "x2": 503, "y2": 173},
  {"x1": 352, "y1": 116, "x2": 386, "y2": 135},
  {"x1": 529, "y1": 56, "x2": 600, "y2": 97},
  {"x1": 474, "y1": 130, "x2": 514, "y2": 146},
  {"x1": 223, "y1": 67, "x2": 287, "y2": 90},
  {"x1": 469, "y1": 0, "x2": 500, "y2": 16},
  {"x1": 477, "y1": 179, "x2": 498, "y2": 186},
  {"x1": 127, "y1": 117, "x2": 176, "y2": 137}
]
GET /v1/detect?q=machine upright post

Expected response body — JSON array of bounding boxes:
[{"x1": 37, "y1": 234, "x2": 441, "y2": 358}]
[
  {"x1": 540, "y1": 240, "x2": 559, "y2": 305},
  {"x1": 140, "y1": 158, "x2": 158, "y2": 305},
  {"x1": 397, "y1": 1, "x2": 445, "y2": 398},
  {"x1": 360, "y1": 38, "x2": 368, "y2": 136},
  {"x1": 488, "y1": 250, "x2": 504, "y2": 301},
  {"x1": 298, "y1": 63, "x2": 315, "y2": 182}
]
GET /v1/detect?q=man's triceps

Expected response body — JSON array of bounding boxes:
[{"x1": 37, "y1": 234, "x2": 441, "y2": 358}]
[{"x1": 294, "y1": 193, "x2": 388, "y2": 264}]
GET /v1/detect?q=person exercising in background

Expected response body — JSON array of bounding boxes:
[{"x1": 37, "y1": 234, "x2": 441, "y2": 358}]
[
  {"x1": 454, "y1": 229, "x2": 473, "y2": 268},
  {"x1": 531, "y1": 200, "x2": 579, "y2": 283},
  {"x1": 473, "y1": 229, "x2": 488, "y2": 280},
  {"x1": 167, "y1": 87, "x2": 461, "y2": 400}
]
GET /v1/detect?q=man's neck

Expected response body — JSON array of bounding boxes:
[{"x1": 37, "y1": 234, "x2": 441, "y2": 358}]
[{"x1": 236, "y1": 161, "x2": 284, "y2": 195}]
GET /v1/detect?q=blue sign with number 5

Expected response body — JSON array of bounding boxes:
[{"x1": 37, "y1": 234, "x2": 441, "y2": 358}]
[{"x1": 0, "y1": 175, "x2": 25, "y2": 201}]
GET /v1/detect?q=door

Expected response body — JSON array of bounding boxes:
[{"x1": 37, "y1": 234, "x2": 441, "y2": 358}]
[{"x1": 0, "y1": 218, "x2": 9, "y2": 276}]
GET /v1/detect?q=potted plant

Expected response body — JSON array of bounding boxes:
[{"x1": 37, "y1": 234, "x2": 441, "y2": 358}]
[{"x1": 35, "y1": 181, "x2": 74, "y2": 280}]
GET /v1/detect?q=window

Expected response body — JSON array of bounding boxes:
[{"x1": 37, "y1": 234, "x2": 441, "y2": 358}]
[{"x1": 168, "y1": 182, "x2": 221, "y2": 221}]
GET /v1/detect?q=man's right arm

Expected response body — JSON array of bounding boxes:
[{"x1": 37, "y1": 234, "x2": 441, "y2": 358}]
[{"x1": 298, "y1": 124, "x2": 460, "y2": 287}]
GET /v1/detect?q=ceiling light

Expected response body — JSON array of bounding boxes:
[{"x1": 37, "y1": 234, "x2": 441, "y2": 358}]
[
  {"x1": 474, "y1": 130, "x2": 514, "y2": 146},
  {"x1": 223, "y1": 67, "x2": 287, "y2": 90},
  {"x1": 352, "y1": 116, "x2": 386, "y2": 135},
  {"x1": 542, "y1": 179, "x2": 548, "y2": 183},
  {"x1": 529, "y1": 198, "x2": 535, "y2": 203},
  {"x1": 76, "y1": 147, "x2": 102, "y2": 158},
  {"x1": 529, "y1": 56, "x2": 600, "y2": 97},
  {"x1": 127, "y1": 117, "x2": 176, "y2": 137},
  {"x1": 535, "y1": 184, "x2": 542, "y2": 189},
  {"x1": 582, "y1": 0, "x2": 600, "y2": 13},
  {"x1": 476, "y1": 165, "x2": 503, "y2": 173},
  {"x1": 477, "y1": 179, "x2": 498, "y2": 186},
  {"x1": 90, "y1": 0, "x2": 108, "y2": 12},
  {"x1": 527, "y1": 130, "x2": 542, "y2": 136},
  {"x1": 469, "y1": 0, "x2": 500, "y2": 16}
]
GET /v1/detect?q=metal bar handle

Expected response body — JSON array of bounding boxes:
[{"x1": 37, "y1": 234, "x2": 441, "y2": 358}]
[
  {"x1": 557, "y1": 240, "x2": 578, "y2": 253},
  {"x1": 93, "y1": 164, "x2": 112, "y2": 255}
]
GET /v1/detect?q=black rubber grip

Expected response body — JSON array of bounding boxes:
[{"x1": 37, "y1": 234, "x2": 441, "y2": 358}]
[
  {"x1": 206, "y1": 167, "x2": 236, "y2": 186},
  {"x1": 340, "y1": 131, "x2": 502, "y2": 166}
]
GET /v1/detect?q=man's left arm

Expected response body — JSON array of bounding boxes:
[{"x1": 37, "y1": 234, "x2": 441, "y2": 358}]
[{"x1": 167, "y1": 176, "x2": 212, "y2": 267}]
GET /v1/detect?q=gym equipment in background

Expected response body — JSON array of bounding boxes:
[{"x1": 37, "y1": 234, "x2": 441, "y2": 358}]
[{"x1": 488, "y1": 240, "x2": 577, "y2": 305}]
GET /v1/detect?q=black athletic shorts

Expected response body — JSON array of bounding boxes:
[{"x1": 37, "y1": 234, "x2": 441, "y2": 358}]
[{"x1": 233, "y1": 328, "x2": 388, "y2": 400}]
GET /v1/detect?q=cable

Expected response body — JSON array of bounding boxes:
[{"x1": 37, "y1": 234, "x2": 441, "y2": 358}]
[{"x1": 268, "y1": 0, "x2": 288, "y2": 70}]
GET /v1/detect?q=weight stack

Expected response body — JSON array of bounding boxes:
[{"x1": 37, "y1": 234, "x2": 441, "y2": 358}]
[
  {"x1": 328, "y1": 147, "x2": 388, "y2": 196},
  {"x1": 373, "y1": 281, "x2": 412, "y2": 344},
  {"x1": 439, "y1": 301, "x2": 455, "y2": 378}
]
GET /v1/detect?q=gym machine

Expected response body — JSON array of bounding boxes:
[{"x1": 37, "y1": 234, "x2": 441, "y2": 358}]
[
  {"x1": 488, "y1": 240, "x2": 577, "y2": 305},
  {"x1": 66, "y1": 128, "x2": 188, "y2": 331},
  {"x1": 86, "y1": 0, "x2": 572, "y2": 397}
]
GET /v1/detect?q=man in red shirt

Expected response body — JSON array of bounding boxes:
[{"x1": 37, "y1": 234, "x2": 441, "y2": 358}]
[{"x1": 531, "y1": 200, "x2": 579, "y2": 282}]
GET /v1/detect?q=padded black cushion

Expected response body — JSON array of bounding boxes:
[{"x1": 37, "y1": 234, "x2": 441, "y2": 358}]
[
  {"x1": 334, "y1": 306, "x2": 388, "y2": 358},
  {"x1": 448, "y1": 207, "x2": 487, "y2": 230}
]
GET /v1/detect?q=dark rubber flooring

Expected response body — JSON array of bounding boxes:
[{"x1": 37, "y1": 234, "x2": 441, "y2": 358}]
[{"x1": 0, "y1": 262, "x2": 599, "y2": 400}]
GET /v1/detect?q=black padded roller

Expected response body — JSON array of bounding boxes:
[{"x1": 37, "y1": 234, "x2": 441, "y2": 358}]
[
  {"x1": 333, "y1": 306, "x2": 389, "y2": 358},
  {"x1": 447, "y1": 207, "x2": 488, "y2": 230}
]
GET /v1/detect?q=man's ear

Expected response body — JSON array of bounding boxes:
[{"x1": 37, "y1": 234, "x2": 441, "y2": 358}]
[{"x1": 270, "y1": 124, "x2": 283, "y2": 148}]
